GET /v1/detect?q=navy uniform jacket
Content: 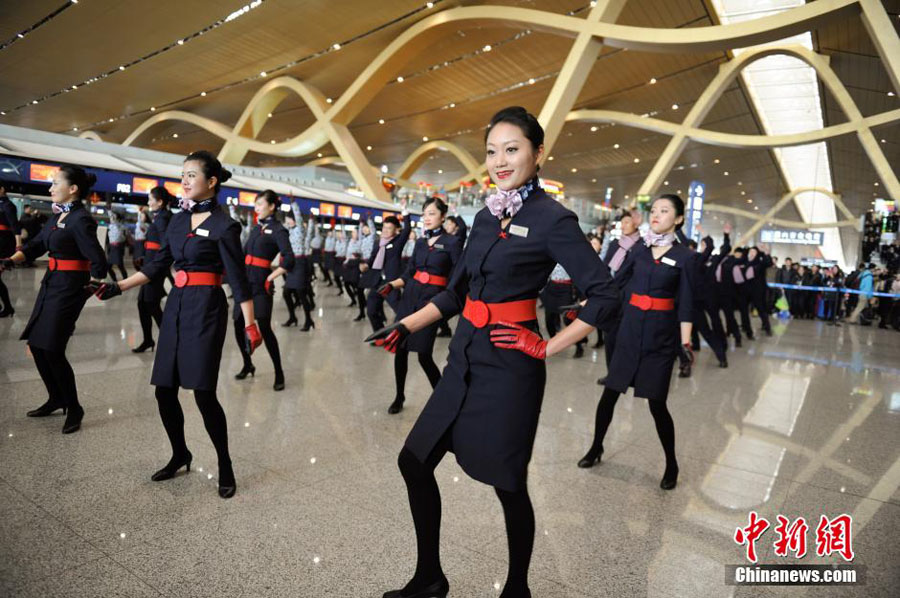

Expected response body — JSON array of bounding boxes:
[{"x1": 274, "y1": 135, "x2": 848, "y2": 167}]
[
  {"x1": 137, "y1": 208, "x2": 171, "y2": 303},
  {"x1": 20, "y1": 202, "x2": 107, "y2": 352},
  {"x1": 403, "y1": 188, "x2": 619, "y2": 491},
  {"x1": 0, "y1": 195, "x2": 21, "y2": 257},
  {"x1": 394, "y1": 230, "x2": 462, "y2": 353},
  {"x1": 233, "y1": 215, "x2": 293, "y2": 321},
  {"x1": 605, "y1": 241, "x2": 694, "y2": 402},
  {"x1": 702, "y1": 233, "x2": 731, "y2": 308},
  {"x1": 745, "y1": 253, "x2": 772, "y2": 298},
  {"x1": 362, "y1": 217, "x2": 412, "y2": 288},
  {"x1": 142, "y1": 206, "x2": 251, "y2": 391}
]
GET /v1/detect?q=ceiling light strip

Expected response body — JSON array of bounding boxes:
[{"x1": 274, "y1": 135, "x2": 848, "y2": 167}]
[{"x1": 0, "y1": 1, "x2": 75, "y2": 52}]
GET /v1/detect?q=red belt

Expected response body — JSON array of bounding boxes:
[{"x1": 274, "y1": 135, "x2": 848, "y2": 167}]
[
  {"x1": 463, "y1": 296, "x2": 537, "y2": 328},
  {"x1": 629, "y1": 293, "x2": 675, "y2": 311},
  {"x1": 144, "y1": 241, "x2": 161, "y2": 250},
  {"x1": 414, "y1": 270, "x2": 448, "y2": 287},
  {"x1": 173, "y1": 270, "x2": 223, "y2": 288},
  {"x1": 0, "y1": 224, "x2": 10, "y2": 231},
  {"x1": 48, "y1": 257, "x2": 90, "y2": 272},
  {"x1": 245, "y1": 255, "x2": 271, "y2": 268},
  {"x1": 550, "y1": 279, "x2": 572, "y2": 285},
  {"x1": 110, "y1": 242, "x2": 123, "y2": 246}
]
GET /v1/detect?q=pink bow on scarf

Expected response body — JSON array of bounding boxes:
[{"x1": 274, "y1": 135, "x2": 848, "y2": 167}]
[
  {"x1": 52, "y1": 202, "x2": 73, "y2": 214},
  {"x1": 178, "y1": 197, "x2": 197, "y2": 211},
  {"x1": 644, "y1": 231, "x2": 676, "y2": 247},
  {"x1": 485, "y1": 188, "x2": 524, "y2": 220}
]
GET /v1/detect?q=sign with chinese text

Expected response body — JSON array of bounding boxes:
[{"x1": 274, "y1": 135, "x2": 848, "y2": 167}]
[{"x1": 760, "y1": 229, "x2": 824, "y2": 246}]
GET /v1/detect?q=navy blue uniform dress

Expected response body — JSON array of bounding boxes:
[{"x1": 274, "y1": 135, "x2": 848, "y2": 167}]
[
  {"x1": 137, "y1": 208, "x2": 171, "y2": 304},
  {"x1": 404, "y1": 187, "x2": 619, "y2": 491},
  {"x1": 604, "y1": 242, "x2": 694, "y2": 402},
  {"x1": 233, "y1": 215, "x2": 293, "y2": 321},
  {"x1": 394, "y1": 230, "x2": 463, "y2": 353},
  {"x1": 20, "y1": 202, "x2": 108, "y2": 352},
  {"x1": 141, "y1": 205, "x2": 251, "y2": 391},
  {"x1": 0, "y1": 195, "x2": 21, "y2": 257}
]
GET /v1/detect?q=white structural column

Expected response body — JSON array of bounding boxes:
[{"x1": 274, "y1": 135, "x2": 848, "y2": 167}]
[{"x1": 858, "y1": 0, "x2": 900, "y2": 94}]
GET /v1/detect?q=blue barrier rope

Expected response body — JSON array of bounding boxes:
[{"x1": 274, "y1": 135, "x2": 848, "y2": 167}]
[{"x1": 767, "y1": 282, "x2": 900, "y2": 299}]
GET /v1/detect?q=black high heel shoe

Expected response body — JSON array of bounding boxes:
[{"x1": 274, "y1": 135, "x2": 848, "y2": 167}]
[
  {"x1": 62, "y1": 405, "x2": 84, "y2": 434},
  {"x1": 132, "y1": 340, "x2": 155, "y2": 353},
  {"x1": 282, "y1": 317, "x2": 298, "y2": 328},
  {"x1": 273, "y1": 372, "x2": 285, "y2": 392},
  {"x1": 218, "y1": 462, "x2": 236, "y2": 499},
  {"x1": 577, "y1": 446, "x2": 603, "y2": 468},
  {"x1": 27, "y1": 401, "x2": 67, "y2": 417},
  {"x1": 387, "y1": 396, "x2": 404, "y2": 415},
  {"x1": 151, "y1": 451, "x2": 193, "y2": 481},
  {"x1": 353, "y1": 314, "x2": 366, "y2": 322},
  {"x1": 660, "y1": 462, "x2": 679, "y2": 490},
  {"x1": 300, "y1": 320, "x2": 316, "y2": 331},
  {"x1": 235, "y1": 364, "x2": 256, "y2": 380},
  {"x1": 383, "y1": 577, "x2": 449, "y2": 598}
]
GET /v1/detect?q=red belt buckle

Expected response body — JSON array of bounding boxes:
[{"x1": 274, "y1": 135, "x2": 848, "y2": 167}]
[
  {"x1": 466, "y1": 299, "x2": 490, "y2": 328},
  {"x1": 631, "y1": 293, "x2": 652, "y2": 311},
  {"x1": 414, "y1": 271, "x2": 431, "y2": 285},
  {"x1": 144, "y1": 241, "x2": 161, "y2": 250},
  {"x1": 174, "y1": 270, "x2": 189, "y2": 288}
]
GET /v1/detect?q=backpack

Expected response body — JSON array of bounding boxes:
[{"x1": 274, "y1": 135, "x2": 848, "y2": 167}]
[{"x1": 844, "y1": 270, "x2": 860, "y2": 290}]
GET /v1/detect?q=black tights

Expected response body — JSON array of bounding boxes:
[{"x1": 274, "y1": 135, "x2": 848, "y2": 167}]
[
  {"x1": 586, "y1": 387, "x2": 677, "y2": 473},
  {"x1": 355, "y1": 285, "x2": 367, "y2": 318},
  {"x1": 107, "y1": 262, "x2": 127, "y2": 282},
  {"x1": 31, "y1": 346, "x2": 79, "y2": 408},
  {"x1": 0, "y1": 275, "x2": 12, "y2": 312},
  {"x1": 234, "y1": 314, "x2": 283, "y2": 378},
  {"x1": 397, "y1": 436, "x2": 534, "y2": 596},
  {"x1": 154, "y1": 386, "x2": 232, "y2": 477},
  {"x1": 394, "y1": 348, "x2": 441, "y2": 400},
  {"x1": 138, "y1": 299, "x2": 163, "y2": 344},
  {"x1": 284, "y1": 288, "x2": 312, "y2": 325}
]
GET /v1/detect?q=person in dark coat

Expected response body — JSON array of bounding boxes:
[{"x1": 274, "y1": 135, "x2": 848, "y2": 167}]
[
  {"x1": 342, "y1": 227, "x2": 363, "y2": 309},
  {"x1": 362, "y1": 211, "x2": 411, "y2": 333},
  {"x1": 540, "y1": 263, "x2": 586, "y2": 358},
  {"x1": 744, "y1": 244, "x2": 773, "y2": 335},
  {"x1": 132, "y1": 186, "x2": 174, "y2": 353},
  {"x1": 232, "y1": 190, "x2": 294, "y2": 391},
  {"x1": 0, "y1": 166, "x2": 107, "y2": 434},
  {"x1": 716, "y1": 246, "x2": 744, "y2": 346},
  {"x1": 732, "y1": 248, "x2": 755, "y2": 338},
  {"x1": 692, "y1": 226, "x2": 730, "y2": 368},
  {"x1": 369, "y1": 107, "x2": 619, "y2": 598},
  {"x1": 578, "y1": 193, "x2": 694, "y2": 494},
  {"x1": 676, "y1": 226, "x2": 727, "y2": 371},
  {"x1": 376, "y1": 197, "x2": 462, "y2": 415},
  {"x1": 97, "y1": 151, "x2": 262, "y2": 499},
  {"x1": 105, "y1": 210, "x2": 129, "y2": 281},
  {"x1": 0, "y1": 183, "x2": 23, "y2": 316}
]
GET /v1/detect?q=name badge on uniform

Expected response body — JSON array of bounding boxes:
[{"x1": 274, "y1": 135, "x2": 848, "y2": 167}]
[
  {"x1": 661, "y1": 256, "x2": 676, "y2": 267},
  {"x1": 196, "y1": 228, "x2": 210, "y2": 237},
  {"x1": 387, "y1": 244, "x2": 394, "y2": 249},
  {"x1": 434, "y1": 244, "x2": 445, "y2": 250},
  {"x1": 264, "y1": 229, "x2": 273, "y2": 234},
  {"x1": 509, "y1": 224, "x2": 529, "y2": 238},
  {"x1": 57, "y1": 222, "x2": 66, "y2": 229}
]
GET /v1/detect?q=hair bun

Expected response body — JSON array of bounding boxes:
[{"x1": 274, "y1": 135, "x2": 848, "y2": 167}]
[
  {"x1": 85, "y1": 173, "x2": 98, "y2": 187},
  {"x1": 219, "y1": 168, "x2": 232, "y2": 184}
]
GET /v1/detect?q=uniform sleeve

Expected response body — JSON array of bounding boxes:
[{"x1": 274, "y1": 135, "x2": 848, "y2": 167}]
[
  {"x1": 677, "y1": 254, "x2": 694, "y2": 323},
  {"x1": 141, "y1": 228, "x2": 174, "y2": 282},
  {"x1": 431, "y1": 246, "x2": 469, "y2": 318},
  {"x1": 72, "y1": 215, "x2": 108, "y2": 279},
  {"x1": 220, "y1": 221, "x2": 252, "y2": 304},
  {"x1": 2, "y1": 201, "x2": 21, "y2": 235},
  {"x1": 448, "y1": 235, "x2": 463, "y2": 272},
  {"x1": 700, "y1": 236, "x2": 714, "y2": 263},
  {"x1": 22, "y1": 219, "x2": 51, "y2": 262},
  {"x1": 276, "y1": 226, "x2": 294, "y2": 271},
  {"x1": 547, "y1": 210, "x2": 619, "y2": 331},
  {"x1": 400, "y1": 244, "x2": 416, "y2": 284},
  {"x1": 720, "y1": 232, "x2": 732, "y2": 256}
]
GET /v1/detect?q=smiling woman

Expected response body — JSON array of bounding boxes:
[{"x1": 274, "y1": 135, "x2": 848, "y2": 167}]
[{"x1": 368, "y1": 106, "x2": 620, "y2": 598}]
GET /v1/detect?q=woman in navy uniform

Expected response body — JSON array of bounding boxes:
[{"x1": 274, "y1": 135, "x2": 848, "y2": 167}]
[
  {"x1": 0, "y1": 183, "x2": 22, "y2": 317},
  {"x1": 540, "y1": 263, "x2": 586, "y2": 358},
  {"x1": 105, "y1": 210, "x2": 128, "y2": 281},
  {"x1": 233, "y1": 190, "x2": 294, "y2": 390},
  {"x1": 1, "y1": 166, "x2": 107, "y2": 434},
  {"x1": 97, "y1": 151, "x2": 262, "y2": 499},
  {"x1": 354, "y1": 218, "x2": 377, "y2": 321},
  {"x1": 132, "y1": 186, "x2": 173, "y2": 353},
  {"x1": 343, "y1": 227, "x2": 363, "y2": 310},
  {"x1": 744, "y1": 244, "x2": 773, "y2": 336},
  {"x1": 282, "y1": 202, "x2": 315, "y2": 329},
  {"x1": 688, "y1": 227, "x2": 730, "y2": 368},
  {"x1": 363, "y1": 212, "x2": 411, "y2": 333},
  {"x1": 376, "y1": 197, "x2": 462, "y2": 415},
  {"x1": 370, "y1": 107, "x2": 618, "y2": 598},
  {"x1": 578, "y1": 194, "x2": 695, "y2": 493}
]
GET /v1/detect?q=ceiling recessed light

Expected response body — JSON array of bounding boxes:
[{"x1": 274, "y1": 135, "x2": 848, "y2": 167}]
[
  {"x1": 378, "y1": 118, "x2": 385, "y2": 124},
  {"x1": 649, "y1": 77, "x2": 657, "y2": 84},
  {"x1": 482, "y1": 44, "x2": 492, "y2": 52},
  {"x1": 366, "y1": 145, "x2": 372, "y2": 150},
  {"x1": 528, "y1": 78, "x2": 535, "y2": 85},
  {"x1": 590, "y1": 126, "x2": 598, "y2": 132},
  {"x1": 714, "y1": 159, "x2": 720, "y2": 164},
  {"x1": 438, "y1": 169, "x2": 443, "y2": 174},
  {"x1": 571, "y1": 168, "x2": 577, "y2": 173},
  {"x1": 119, "y1": 66, "x2": 125, "y2": 71},
  {"x1": 591, "y1": 178, "x2": 597, "y2": 183},
  {"x1": 317, "y1": 152, "x2": 323, "y2": 157},
  {"x1": 172, "y1": 133, "x2": 178, "y2": 138},
  {"x1": 613, "y1": 143, "x2": 620, "y2": 149},
  {"x1": 260, "y1": 71, "x2": 267, "y2": 77},
  {"x1": 548, "y1": 156, "x2": 554, "y2": 161},
  {"x1": 150, "y1": 106, "x2": 156, "y2": 111},
  {"x1": 177, "y1": 39, "x2": 185, "y2": 45},
  {"x1": 449, "y1": 102, "x2": 455, "y2": 108},
  {"x1": 326, "y1": 98, "x2": 333, "y2": 104},
  {"x1": 332, "y1": 43, "x2": 341, "y2": 50},
  {"x1": 723, "y1": 171, "x2": 729, "y2": 176},
  {"x1": 396, "y1": 76, "x2": 404, "y2": 83},
  {"x1": 422, "y1": 136, "x2": 429, "y2": 142},
  {"x1": 664, "y1": 180, "x2": 669, "y2": 185},
  {"x1": 200, "y1": 91, "x2": 206, "y2": 96},
  {"x1": 633, "y1": 158, "x2": 640, "y2": 163},
  {"x1": 672, "y1": 104, "x2": 679, "y2": 110}
]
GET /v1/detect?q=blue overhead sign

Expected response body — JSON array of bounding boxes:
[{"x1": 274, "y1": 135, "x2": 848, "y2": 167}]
[{"x1": 686, "y1": 180, "x2": 704, "y2": 240}]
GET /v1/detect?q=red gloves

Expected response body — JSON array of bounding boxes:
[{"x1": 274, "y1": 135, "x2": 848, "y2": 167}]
[
  {"x1": 377, "y1": 282, "x2": 394, "y2": 298},
  {"x1": 365, "y1": 322, "x2": 409, "y2": 353},
  {"x1": 678, "y1": 343, "x2": 694, "y2": 378},
  {"x1": 264, "y1": 279, "x2": 275, "y2": 296},
  {"x1": 245, "y1": 323, "x2": 263, "y2": 354},
  {"x1": 490, "y1": 321, "x2": 547, "y2": 360}
]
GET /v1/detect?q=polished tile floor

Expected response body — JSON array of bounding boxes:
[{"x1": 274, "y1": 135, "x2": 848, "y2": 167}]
[{"x1": 0, "y1": 266, "x2": 898, "y2": 597}]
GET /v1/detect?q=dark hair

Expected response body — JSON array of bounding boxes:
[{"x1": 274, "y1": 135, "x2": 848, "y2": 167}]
[
  {"x1": 651, "y1": 193, "x2": 685, "y2": 229},
  {"x1": 58, "y1": 165, "x2": 97, "y2": 200},
  {"x1": 687, "y1": 240, "x2": 698, "y2": 250},
  {"x1": 617, "y1": 212, "x2": 634, "y2": 222},
  {"x1": 422, "y1": 196, "x2": 448, "y2": 216},
  {"x1": 149, "y1": 185, "x2": 175, "y2": 207},
  {"x1": 257, "y1": 189, "x2": 281, "y2": 208},
  {"x1": 484, "y1": 106, "x2": 544, "y2": 151},
  {"x1": 384, "y1": 216, "x2": 401, "y2": 228},
  {"x1": 184, "y1": 150, "x2": 232, "y2": 194}
]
